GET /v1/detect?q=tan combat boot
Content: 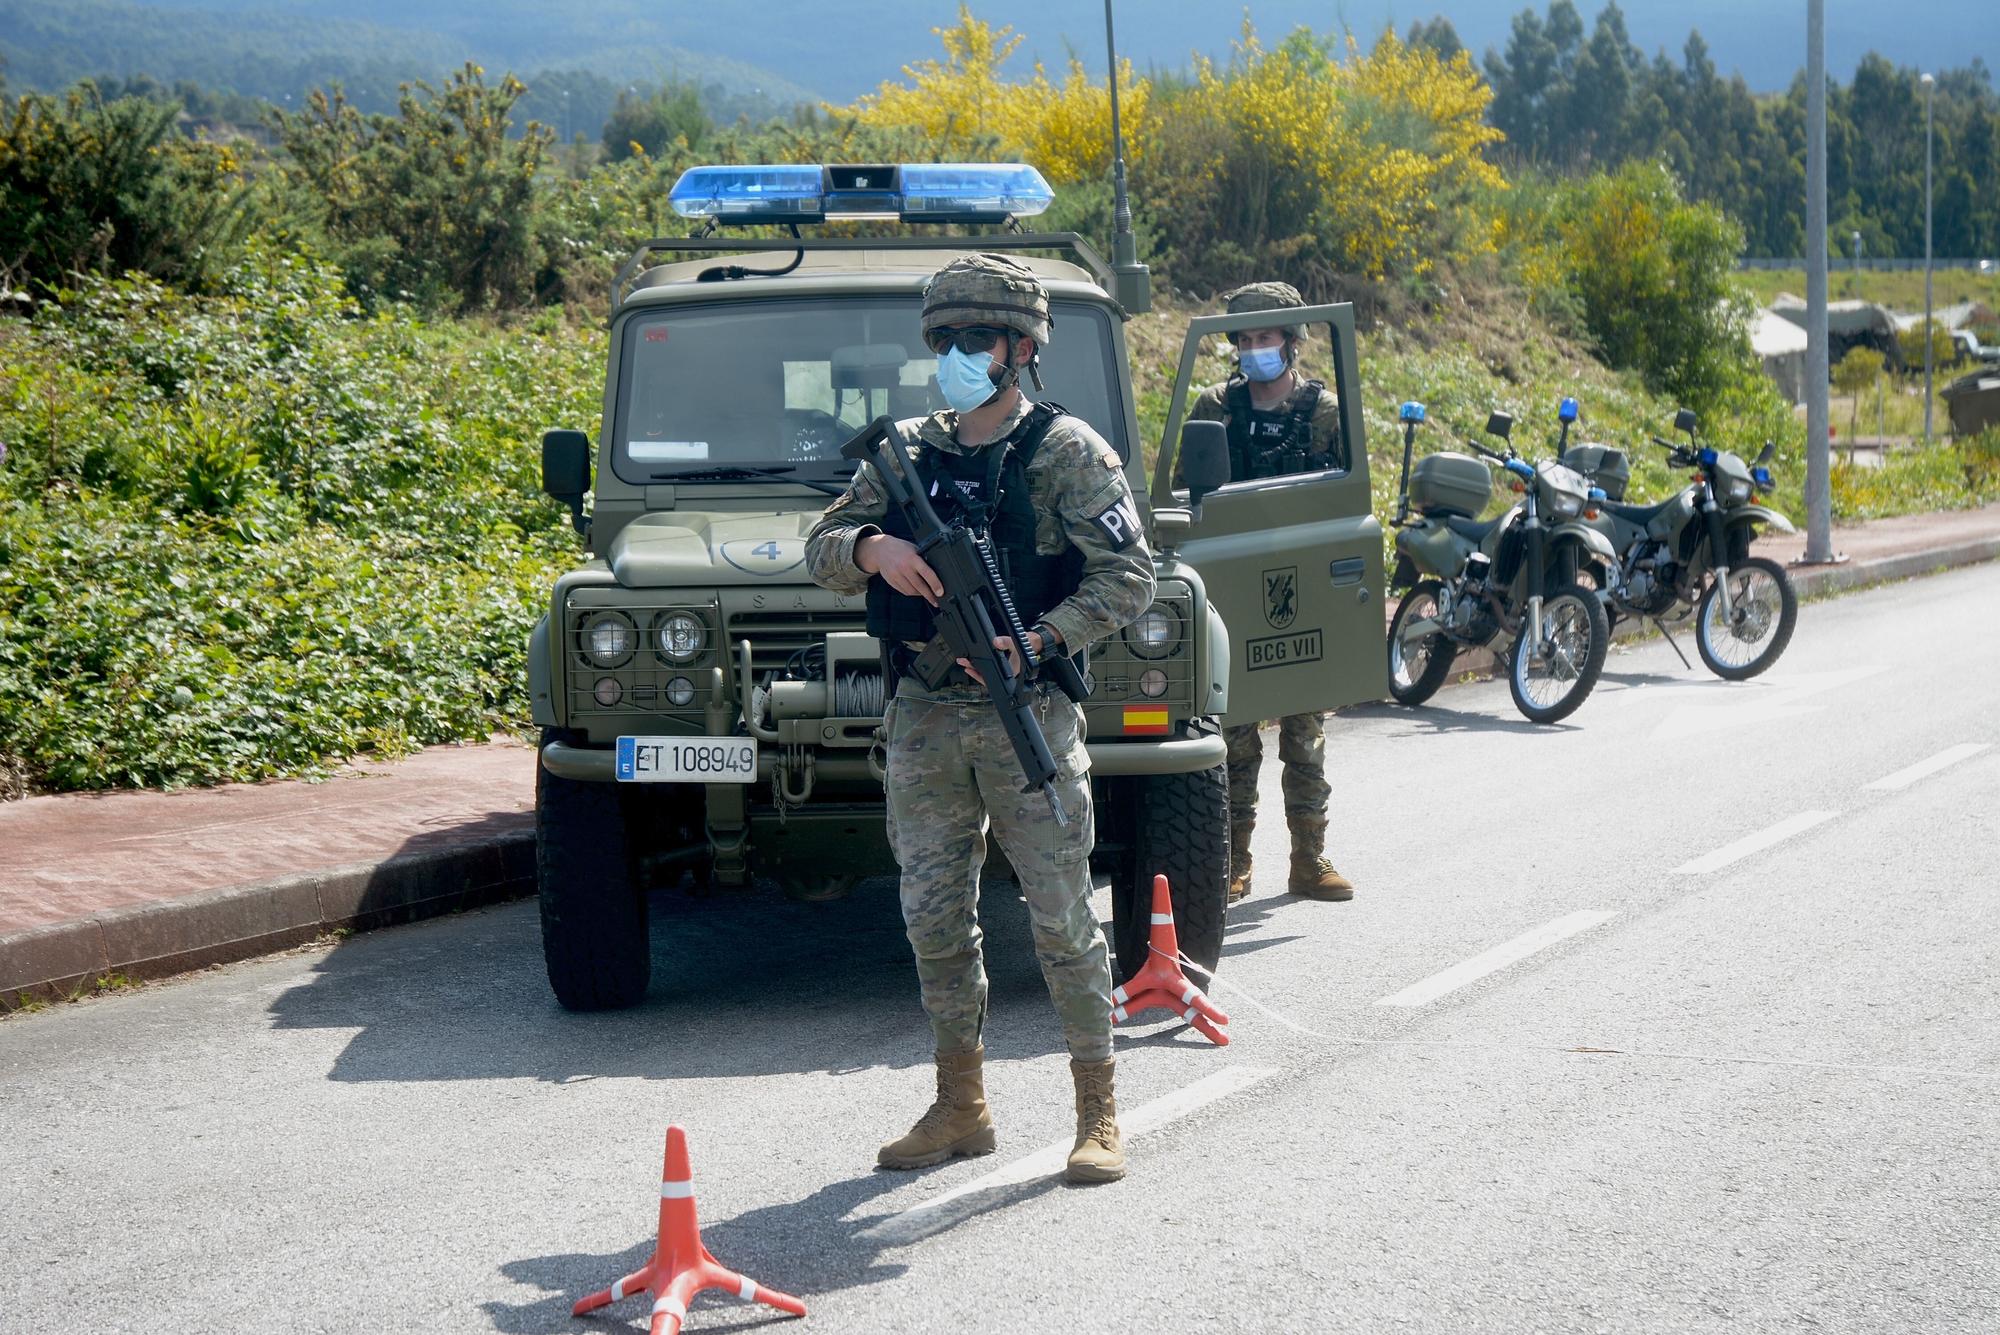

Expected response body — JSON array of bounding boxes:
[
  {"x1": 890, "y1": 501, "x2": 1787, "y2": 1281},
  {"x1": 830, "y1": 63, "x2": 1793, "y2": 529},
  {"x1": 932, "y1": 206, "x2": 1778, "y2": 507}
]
[
  {"x1": 1227, "y1": 822, "x2": 1255, "y2": 904},
  {"x1": 877, "y1": 1046, "x2": 998, "y2": 1170},
  {"x1": 1065, "y1": 1057, "x2": 1126, "y2": 1183},
  {"x1": 1289, "y1": 852, "x2": 1354, "y2": 901}
]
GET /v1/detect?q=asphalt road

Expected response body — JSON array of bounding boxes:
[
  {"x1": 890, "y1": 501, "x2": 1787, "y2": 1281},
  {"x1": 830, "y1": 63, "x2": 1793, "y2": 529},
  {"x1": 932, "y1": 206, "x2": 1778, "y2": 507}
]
[{"x1": 4, "y1": 564, "x2": 1997, "y2": 1334}]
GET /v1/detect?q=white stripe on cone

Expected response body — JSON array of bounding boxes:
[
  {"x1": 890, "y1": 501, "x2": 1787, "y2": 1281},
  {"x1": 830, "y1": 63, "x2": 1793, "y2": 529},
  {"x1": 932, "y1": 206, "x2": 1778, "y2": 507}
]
[
  {"x1": 1150, "y1": 913, "x2": 1173, "y2": 924},
  {"x1": 737, "y1": 1277, "x2": 757, "y2": 1300},
  {"x1": 653, "y1": 1295, "x2": 687, "y2": 1318},
  {"x1": 660, "y1": 1180, "x2": 694, "y2": 1199}
]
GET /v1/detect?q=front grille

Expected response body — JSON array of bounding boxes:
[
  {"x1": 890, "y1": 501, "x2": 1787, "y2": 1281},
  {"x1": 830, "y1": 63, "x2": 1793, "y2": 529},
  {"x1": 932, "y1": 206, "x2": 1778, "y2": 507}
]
[{"x1": 728, "y1": 609, "x2": 868, "y2": 675}]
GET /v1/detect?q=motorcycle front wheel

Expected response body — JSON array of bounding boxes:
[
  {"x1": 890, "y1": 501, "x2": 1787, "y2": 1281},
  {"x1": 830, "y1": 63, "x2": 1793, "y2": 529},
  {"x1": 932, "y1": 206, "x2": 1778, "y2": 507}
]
[
  {"x1": 1696, "y1": 555, "x2": 1797, "y2": 680},
  {"x1": 1387, "y1": 580, "x2": 1457, "y2": 706},
  {"x1": 1507, "y1": 583, "x2": 1609, "y2": 724}
]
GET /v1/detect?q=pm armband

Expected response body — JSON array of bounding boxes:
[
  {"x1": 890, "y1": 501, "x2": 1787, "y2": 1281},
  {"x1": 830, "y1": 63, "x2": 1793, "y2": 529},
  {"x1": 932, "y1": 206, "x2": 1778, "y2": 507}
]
[{"x1": 1088, "y1": 495, "x2": 1143, "y2": 551}]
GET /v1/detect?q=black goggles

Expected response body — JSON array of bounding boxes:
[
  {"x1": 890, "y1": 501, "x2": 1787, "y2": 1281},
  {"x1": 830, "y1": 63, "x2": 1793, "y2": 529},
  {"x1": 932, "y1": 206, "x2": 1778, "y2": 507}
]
[{"x1": 924, "y1": 325, "x2": 1012, "y2": 356}]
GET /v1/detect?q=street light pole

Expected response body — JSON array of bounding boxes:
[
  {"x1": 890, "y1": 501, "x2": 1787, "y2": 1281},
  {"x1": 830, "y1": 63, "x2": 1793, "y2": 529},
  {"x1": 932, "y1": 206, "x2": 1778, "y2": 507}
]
[
  {"x1": 1804, "y1": 0, "x2": 1833, "y2": 563},
  {"x1": 1922, "y1": 71, "x2": 1935, "y2": 448}
]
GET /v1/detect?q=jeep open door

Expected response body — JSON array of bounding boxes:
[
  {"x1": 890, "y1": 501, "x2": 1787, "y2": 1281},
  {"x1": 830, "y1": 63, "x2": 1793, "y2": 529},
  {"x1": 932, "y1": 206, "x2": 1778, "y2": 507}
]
[{"x1": 1148, "y1": 303, "x2": 1386, "y2": 726}]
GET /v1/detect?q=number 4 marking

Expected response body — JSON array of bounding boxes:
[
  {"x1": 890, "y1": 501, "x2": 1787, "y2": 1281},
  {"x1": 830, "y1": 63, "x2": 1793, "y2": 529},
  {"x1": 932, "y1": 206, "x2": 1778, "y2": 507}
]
[{"x1": 753, "y1": 540, "x2": 782, "y2": 560}]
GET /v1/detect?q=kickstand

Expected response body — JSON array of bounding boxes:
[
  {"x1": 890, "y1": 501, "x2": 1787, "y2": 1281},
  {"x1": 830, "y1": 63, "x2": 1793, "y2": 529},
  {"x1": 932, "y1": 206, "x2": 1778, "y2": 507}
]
[{"x1": 1652, "y1": 617, "x2": 1693, "y2": 670}]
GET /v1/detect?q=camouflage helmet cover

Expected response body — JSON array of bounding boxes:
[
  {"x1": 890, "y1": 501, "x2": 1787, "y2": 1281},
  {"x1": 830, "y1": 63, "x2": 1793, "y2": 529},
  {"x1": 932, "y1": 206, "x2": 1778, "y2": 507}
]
[
  {"x1": 1222, "y1": 280, "x2": 1307, "y2": 340},
  {"x1": 922, "y1": 253, "x2": 1053, "y2": 347}
]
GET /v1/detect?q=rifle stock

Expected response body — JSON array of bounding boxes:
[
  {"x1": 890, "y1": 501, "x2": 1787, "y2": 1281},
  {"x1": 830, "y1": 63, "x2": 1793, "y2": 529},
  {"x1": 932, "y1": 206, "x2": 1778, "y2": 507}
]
[{"x1": 841, "y1": 416, "x2": 1085, "y2": 825}]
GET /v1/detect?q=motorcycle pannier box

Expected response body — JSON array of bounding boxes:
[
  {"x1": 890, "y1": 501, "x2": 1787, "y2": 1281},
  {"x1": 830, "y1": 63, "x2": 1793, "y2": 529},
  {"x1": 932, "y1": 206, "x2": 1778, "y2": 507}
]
[
  {"x1": 1561, "y1": 444, "x2": 1631, "y2": 501},
  {"x1": 1409, "y1": 451, "x2": 1492, "y2": 518}
]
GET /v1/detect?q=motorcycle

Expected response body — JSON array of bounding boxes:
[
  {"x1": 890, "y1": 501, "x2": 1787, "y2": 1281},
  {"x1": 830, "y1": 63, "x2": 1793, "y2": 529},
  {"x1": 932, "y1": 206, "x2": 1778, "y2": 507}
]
[
  {"x1": 1564, "y1": 407, "x2": 1800, "y2": 681},
  {"x1": 1386, "y1": 403, "x2": 1616, "y2": 724}
]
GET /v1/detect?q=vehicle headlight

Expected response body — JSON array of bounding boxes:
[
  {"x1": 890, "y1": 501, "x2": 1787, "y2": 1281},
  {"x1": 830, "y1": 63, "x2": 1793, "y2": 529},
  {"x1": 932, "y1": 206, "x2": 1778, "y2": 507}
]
[
  {"x1": 655, "y1": 612, "x2": 705, "y2": 663},
  {"x1": 592, "y1": 676, "x2": 624, "y2": 708},
  {"x1": 1129, "y1": 606, "x2": 1179, "y2": 659},
  {"x1": 1548, "y1": 488, "x2": 1583, "y2": 519},
  {"x1": 1724, "y1": 477, "x2": 1751, "y2": 504},
  {"x1": 1138, "y1": 668, "x2": 1169, "y2": 698},
  {"x1": 583, "y1": 612, "x2": 637, "y2": 667},
  {"x1": 665, "y1": 676, "x2": 696, "y2": 708}
]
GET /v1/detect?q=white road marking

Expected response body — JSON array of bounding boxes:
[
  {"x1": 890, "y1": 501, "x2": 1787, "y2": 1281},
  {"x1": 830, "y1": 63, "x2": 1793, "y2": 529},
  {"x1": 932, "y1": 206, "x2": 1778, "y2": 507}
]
[
  {"x1": 1373, "y1": 910, "x2": 1618, "y2": 1008},
  {"x1": 860, "y1": 1065, "x2": 1277, "y2": 1245},
  {"x1": 1674, "y1": 810, "x2": 1837, "y2": 875},
  {"x1": 1863, "y1": 743, "x2": 1991, "y2": 792}
]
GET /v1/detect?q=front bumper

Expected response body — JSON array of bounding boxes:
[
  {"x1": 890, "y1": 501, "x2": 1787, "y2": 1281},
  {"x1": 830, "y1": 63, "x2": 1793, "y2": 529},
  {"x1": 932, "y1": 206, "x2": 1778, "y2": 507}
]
[{"x1": 539, "y1": 728, "x2": 1226, "y2": 784}]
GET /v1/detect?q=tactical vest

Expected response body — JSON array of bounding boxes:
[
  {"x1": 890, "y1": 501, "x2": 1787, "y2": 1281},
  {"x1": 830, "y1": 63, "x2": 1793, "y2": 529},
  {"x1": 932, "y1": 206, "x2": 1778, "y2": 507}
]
[
  {"x1": 1223, "y1": 375, "x2": 1328, "y2": 481},
  {"x1": 864, "y1": 402, "x2": 1084, "y2": 646}
]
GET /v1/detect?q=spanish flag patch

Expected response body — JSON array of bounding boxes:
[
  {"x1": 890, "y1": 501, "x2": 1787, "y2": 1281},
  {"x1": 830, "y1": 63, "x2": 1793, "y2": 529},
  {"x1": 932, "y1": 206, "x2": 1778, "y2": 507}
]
[{"x1": 1121, "y1": 705, "x2": 1170, "y2": 735}]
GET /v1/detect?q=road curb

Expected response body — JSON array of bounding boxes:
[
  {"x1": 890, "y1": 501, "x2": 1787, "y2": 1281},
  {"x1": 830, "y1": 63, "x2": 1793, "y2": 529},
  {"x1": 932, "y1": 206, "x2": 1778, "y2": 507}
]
[{"x1": 1, "y1": 827, "x2": 533, "y2": 1006}]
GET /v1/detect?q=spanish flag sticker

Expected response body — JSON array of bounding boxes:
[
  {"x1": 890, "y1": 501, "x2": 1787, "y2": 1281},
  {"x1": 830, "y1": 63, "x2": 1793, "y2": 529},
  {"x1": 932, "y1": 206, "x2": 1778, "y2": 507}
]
[{"x1": 1122, "y1": 705, "x2": 1170, "y2": 735}]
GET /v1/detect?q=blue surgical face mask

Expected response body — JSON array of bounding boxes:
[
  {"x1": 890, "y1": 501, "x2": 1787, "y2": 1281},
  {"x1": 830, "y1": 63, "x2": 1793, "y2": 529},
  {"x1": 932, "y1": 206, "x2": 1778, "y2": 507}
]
[
  {"x1": 1239, "y1": 345, "x2": 1287, "y2": 383},
  {"x1": 935, "y1": 346, "x2": 1002, "y2": 414}
]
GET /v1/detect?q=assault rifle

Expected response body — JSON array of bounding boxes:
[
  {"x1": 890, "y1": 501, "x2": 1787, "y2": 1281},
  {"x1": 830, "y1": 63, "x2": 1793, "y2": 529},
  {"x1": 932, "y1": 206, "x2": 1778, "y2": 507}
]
[{"x1": 841, "y1": 415, "x2": 1093, "y2": 826}]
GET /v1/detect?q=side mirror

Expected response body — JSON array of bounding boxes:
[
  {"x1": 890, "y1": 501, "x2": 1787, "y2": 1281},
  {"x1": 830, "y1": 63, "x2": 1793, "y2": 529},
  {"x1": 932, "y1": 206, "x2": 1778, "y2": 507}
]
[
  {"x1": 1178, "y1": 420, "x2": 1229, "y2": 519},
  {"x1": 1485, "y1": 410, "x2": 1514, "y2": 440},
  {"x1": 1754, "y1": 440, "x2": 1776, "y2": 466},
  {"x1": 1674, "y1": 408, "x2": 1698, "y2": 436},
  {"x1": 542, "y1": 429, "x2": 592, "y2": 535}
]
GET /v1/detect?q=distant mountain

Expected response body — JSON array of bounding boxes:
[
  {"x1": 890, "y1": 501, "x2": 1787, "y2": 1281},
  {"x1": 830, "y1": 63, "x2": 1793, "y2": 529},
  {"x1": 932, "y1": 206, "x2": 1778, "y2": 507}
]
[{"x1": 1, "y1": 0, "x2": 1984, "y2": 112}]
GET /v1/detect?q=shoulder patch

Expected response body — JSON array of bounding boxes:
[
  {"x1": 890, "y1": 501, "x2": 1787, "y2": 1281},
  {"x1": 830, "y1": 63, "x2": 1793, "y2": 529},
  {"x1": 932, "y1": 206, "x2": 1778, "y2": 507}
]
[{"x1": 1090, "y1": 495, "x2": 1142, "y2": 550}]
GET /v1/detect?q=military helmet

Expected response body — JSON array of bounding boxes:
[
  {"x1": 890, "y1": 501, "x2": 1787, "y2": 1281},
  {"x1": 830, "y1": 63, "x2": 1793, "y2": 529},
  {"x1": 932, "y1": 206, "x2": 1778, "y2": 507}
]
[
  {"x1": 922, "y1": 253, "x2": 1053, "y2": 347},
  {"x1": 1222, "y1": 280, "x2": 1307, "y2": 341}
]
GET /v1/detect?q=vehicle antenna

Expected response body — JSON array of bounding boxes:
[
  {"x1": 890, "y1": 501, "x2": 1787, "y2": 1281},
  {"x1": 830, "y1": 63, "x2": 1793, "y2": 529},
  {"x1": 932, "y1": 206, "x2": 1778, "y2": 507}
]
[{"x1": 1103, "y1": 0, "x2": 1151, "y2": 314}]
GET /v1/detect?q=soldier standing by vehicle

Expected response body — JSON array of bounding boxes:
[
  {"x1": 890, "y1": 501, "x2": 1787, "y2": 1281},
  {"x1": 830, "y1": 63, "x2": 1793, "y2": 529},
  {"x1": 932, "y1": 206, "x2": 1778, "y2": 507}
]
[
  {"x1": 1189, "y1": 282, "x2": 1355, "y2": 904},
  {"x1": 805, "y1": 254, "x2": 1155, "y2": 1184}
]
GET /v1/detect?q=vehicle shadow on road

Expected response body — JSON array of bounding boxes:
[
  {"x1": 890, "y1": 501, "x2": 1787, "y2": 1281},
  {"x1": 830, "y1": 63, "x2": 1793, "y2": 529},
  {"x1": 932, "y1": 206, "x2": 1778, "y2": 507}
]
[
  {"x1": 486, "y1": 1170, "x2": 918, "y2": 1333},
  {"x1": 1342, "y1": 700, "x2": 1577, "y2": 735},
  {"x1": 266, "y1": 870, "x2": 1078, "y2": 1085}
]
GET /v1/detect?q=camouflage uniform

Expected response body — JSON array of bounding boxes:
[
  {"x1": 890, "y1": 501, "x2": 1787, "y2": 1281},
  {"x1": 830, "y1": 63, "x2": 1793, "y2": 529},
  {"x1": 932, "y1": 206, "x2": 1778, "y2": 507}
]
[
  {"x1": 806, "y1": 396, "x2": 1155, "y2": 1060},
  {"x1": 1190, "y1": 281, "x2": 1349, "y2": 899}
]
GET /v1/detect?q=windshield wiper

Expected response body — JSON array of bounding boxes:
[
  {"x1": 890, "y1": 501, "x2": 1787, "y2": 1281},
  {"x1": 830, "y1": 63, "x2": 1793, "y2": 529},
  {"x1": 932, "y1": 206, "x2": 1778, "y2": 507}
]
[{"x1": 649, "y1": 464, "x2": 847, "y2": 496}]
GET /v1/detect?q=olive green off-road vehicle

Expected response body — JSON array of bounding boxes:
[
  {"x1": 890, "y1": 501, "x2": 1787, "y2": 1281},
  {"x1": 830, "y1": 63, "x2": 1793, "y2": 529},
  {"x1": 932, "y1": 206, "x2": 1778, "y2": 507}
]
[{"x1": 529, "y1": 166, "x2": 1386, "y2": 1010}]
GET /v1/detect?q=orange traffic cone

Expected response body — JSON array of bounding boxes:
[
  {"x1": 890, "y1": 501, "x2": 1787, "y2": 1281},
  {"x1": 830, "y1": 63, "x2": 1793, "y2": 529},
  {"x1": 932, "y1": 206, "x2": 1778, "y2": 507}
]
[
  {"x1": 572, "y1": 1126, "x2": 807, "y2": 1335},
  {"x1": 1110, "y1": 874, "x2": 1230, "y2": 1045}
]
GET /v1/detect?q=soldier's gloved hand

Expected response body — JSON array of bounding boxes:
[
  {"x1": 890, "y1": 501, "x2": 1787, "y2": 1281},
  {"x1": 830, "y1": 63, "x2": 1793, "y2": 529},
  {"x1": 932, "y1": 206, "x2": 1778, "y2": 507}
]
[
  {"x1": 958, "y1": 633, "x2": 1038, "y2": 686},
  {"x1": 857, "y1": 533, "x2": 945, "y2": 605}
]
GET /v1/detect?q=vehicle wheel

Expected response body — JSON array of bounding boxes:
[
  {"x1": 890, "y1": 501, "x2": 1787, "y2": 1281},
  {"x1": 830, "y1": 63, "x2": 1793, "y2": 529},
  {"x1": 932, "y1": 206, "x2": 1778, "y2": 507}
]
[
  {"x1": 536, "y1": 728, "x2": 650, "y2": 1010},
  {"x1": 1109, "y1": 763, "x2": 1228, "y2": 988},
  {"x1": 1387, "y1": 581, "x2": 1457, "y2": 707},
  {"x1": 1696, "y1": 556, "x2": 1797, "y2": 681},
  {"x1": 1507, "y1": 582, "x2": 1609, "y2": 724}
]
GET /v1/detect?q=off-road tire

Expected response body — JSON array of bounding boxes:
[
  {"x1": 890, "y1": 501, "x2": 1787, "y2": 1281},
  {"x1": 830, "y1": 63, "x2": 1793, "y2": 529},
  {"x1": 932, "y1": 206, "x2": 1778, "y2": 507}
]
[
  {"x1": 1387, "y1": 580, "x2": 1457, "y2": 707},
  {"x1": 1696, "y1": 555, "x2": 1798, "y2": 681},
  {"x1": 1109, "y1": 763, "x2": 1228, "y2": 988},
  {"x1": 536, "y1": 728, "x2": 650, "y2": 1011},
  {"x1": 1506, "y1": 583, "x2": 1610, "y2": 725}
]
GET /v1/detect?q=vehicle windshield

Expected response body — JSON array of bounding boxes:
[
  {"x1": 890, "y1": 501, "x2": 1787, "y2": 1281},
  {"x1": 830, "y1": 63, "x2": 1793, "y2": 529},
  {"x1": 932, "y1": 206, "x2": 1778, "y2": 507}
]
[{"x1": 611, "y1": 295, "x2": 1125, "y2": 485}]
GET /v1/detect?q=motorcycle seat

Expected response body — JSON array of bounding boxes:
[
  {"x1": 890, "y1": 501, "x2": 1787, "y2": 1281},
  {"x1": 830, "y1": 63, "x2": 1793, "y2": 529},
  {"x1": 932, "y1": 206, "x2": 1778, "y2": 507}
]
[
  {"x1": 1445, "y1": 515, "x2": 1502, "y2": 543},
  {"x1": 1602, "y1": 497, "x2": 1678, "y2": 526}
]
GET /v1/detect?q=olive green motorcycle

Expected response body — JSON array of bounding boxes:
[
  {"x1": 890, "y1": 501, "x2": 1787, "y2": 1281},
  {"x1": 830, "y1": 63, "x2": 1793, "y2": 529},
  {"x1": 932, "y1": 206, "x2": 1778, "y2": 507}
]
[
  {"x1": 1563, "y1": 407, "x2": 1799, "y2": 681},
  {"x1": 1386, "y1": 403, "x2": 1616, "y2": 724}
]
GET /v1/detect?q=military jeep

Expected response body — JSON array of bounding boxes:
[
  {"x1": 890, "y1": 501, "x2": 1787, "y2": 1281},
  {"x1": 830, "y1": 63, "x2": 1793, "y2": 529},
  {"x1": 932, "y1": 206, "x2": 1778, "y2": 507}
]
[{"x1": 528, "y1": 163, "x2": 1386, "y2": 1010}]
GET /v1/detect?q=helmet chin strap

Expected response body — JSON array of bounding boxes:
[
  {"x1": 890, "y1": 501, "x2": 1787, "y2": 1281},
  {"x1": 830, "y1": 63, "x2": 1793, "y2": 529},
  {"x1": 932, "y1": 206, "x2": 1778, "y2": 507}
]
[{"x1": 980, "y1": 332, "x2": 1039, "y2": 406}]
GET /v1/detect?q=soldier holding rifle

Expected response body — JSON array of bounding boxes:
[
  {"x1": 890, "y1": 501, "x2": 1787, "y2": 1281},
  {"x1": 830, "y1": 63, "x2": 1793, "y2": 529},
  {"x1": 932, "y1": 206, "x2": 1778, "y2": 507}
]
[{"x1": 805, "y1": 255, "x2": 1154, "y2": 1184}]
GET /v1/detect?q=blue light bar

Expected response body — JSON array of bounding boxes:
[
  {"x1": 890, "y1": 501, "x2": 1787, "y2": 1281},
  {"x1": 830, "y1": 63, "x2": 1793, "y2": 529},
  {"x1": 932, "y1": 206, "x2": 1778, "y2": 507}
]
[
  {"x1": 1558, "y1": 396, "x2": 1579, "y2": 423},
  {"x1": 896, "y1": 163, "x2": 1054, "y2": 223},
  {"x1": 1399, "y1": 401, "x2": 1426, "y2": 423},
  {"x1": 666, "y1": 163, "x2": 1055, "y2": 226},
  {"x1": 669, "y1": 165, "x2": 825, "y2": 223}
]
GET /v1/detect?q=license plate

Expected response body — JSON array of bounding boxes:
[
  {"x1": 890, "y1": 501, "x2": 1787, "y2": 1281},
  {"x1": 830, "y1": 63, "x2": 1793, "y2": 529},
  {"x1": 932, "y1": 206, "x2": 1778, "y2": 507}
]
[{"x1": 615, "y1": 736, "x2": 759, "y2": 783}]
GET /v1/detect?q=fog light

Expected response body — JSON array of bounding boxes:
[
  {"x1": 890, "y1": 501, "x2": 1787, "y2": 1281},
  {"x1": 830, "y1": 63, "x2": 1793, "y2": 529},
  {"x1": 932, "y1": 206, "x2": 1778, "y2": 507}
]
[
  {"x1": 665, "y1": 676, "x2": 696, "y2": 708},
  {"x1": 1138, "y1": 668, "x2": 1168, "y2": 698},
  {"x1": 593, "y1": 676, "x2": 623, "y2": 707}
]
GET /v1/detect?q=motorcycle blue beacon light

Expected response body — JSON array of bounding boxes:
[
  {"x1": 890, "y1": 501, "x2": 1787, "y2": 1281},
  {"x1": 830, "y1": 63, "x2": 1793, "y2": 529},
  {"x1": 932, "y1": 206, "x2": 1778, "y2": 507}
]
[
  {"x1": 1698, "y1": 447, "x2": 1719, "y2": 467},
  {"x1": 669, "y1": 165, "x2": 825, "y2": 223},
  {"x1": 896, "y1": 163, "x2": 1054, "y2": 223},
  {"x1": 1399, "y1": 401, "x2": 1426, "y2": 423},
  {"x1": 1559, "y1": 396, "x2": 1579, "y2": 423},
  {"x1": 1752, "y1": 466, "x2": 1774, "y2": 488}
]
